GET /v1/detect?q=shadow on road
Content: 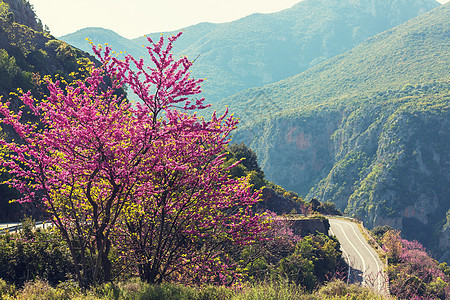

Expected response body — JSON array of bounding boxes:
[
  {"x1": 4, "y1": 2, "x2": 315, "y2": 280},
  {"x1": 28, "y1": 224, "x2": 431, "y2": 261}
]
[{"x1": 348, "y1": 267, "x2": 363, "y2": 284}]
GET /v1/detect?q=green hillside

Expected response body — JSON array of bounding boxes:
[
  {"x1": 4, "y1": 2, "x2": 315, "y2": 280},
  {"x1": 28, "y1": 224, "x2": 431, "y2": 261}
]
[
  {"x1": 217, "y1": 2, "x2": 449, "y2": 116},
  {"x1": 60, "y1": 0, "x2": 439, "y2": 102},
  {"x1": 219, "y1": 3, "x2": 450, "y2": 261},
  {"x1": 61, "y1": 27, "x2": 144, "y2": 59},
  {"x1": 0, "y1": 0, "x2": 95, "y2": 221},
  {"x1": 0, "y1": 1, "x2": 93, "y2": 97}
]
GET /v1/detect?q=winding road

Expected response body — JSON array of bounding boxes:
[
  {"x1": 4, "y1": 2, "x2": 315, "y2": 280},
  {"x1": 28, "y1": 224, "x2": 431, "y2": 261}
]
[{"x1": 329, "y1": 217, "x2": 388, "y2": 295}]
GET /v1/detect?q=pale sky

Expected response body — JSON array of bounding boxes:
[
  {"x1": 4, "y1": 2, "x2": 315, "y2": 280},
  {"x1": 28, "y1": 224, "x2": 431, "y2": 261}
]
[{"x1": 28, "y1": 0, "x2": 450, "y2": 39}]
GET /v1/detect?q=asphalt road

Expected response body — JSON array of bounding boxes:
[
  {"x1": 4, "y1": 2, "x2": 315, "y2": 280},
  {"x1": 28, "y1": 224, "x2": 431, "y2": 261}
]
[{"x1": 329, "y1": 217, "x2": 388, "y2": 295}]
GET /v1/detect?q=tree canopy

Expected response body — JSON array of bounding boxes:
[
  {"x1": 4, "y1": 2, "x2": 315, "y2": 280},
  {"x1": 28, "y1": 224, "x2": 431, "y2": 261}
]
[{"x1": 0, "y1": 32, "x2": 268, "y2": 288}]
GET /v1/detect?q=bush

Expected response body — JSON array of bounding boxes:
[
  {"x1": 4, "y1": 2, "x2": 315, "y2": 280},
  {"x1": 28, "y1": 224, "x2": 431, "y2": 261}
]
[
  {"x1": 381, "y1": 230, "x2": 450, "y2": 299},
  {"x1": 317, "y1": 201, "x2": 343, "y2": 216},
  {"x1": 316, "y1": 279, "x2": 385, "y2": 299},
  {"x1": 0, "y1": 278, "x2": 16, "y2": 298},
  {"x1": 277, "y1": 233, "x2": 347, "y2": 291},
  {"x1": 371, "y1": 225, "x2": 393, "y2": 241},
  {"x1": 234, "y1": 281, "x2": 304, "y2": 300},
  {"x1": 1, "y1": 278, "x2": 394, "y2": 299},
  {"x1": 97, "y1": 281, "x2": 233, "y2": 300},
  {"x1": 6, "y1": 11, "x2": 14, "y2": 23},
  {"x1": 16, "y1": 280, "x2": 67, "y2": 300},
  {"x1": 0, "y1": 219, "x2": 73, "y2": 286}
]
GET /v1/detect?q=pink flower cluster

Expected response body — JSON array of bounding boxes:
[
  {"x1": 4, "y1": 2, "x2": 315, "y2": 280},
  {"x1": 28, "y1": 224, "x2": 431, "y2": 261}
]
[{"x1": 0, "y1": 33, "x2": 269, "y2": 286}]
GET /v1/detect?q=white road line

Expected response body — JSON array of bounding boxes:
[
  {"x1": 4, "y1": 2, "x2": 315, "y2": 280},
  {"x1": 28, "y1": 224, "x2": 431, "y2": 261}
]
[
  {"x1": 349, "y1": 223, "x2": 383, "y2": 292},
  {"x1": 330, "y1": 227, "x2": 351, "y2": 284},
  {"x1": 333, "y1": 221, "x2": 366, "y2": 284}
]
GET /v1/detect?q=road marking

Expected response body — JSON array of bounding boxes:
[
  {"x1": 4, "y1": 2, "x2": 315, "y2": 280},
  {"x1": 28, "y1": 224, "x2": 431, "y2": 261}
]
[
  {"x1": 330, "y1": 227, "x2": 351, "y2": 284},
  {"x1": 332, "y1": 221, "x2": 366, "y2": 284},
  {"x1": 349, "y1": 223, "x2": 383, "y2": 292}
]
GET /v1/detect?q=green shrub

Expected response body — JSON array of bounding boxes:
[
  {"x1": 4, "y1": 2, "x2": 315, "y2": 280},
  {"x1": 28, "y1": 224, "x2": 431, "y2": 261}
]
[
  {"x1": 2, "y1": 278, "x2": 393, "y2": 299},
  {"x1": 0, "y1": 278, "x2": 16, "y2": 299},
  {"x1": 234, "y1": 281, "x2": 304, "y2": 300},
  {"x1": 316, "y1": 279, "x2": 385, "y2": 299},
  {"x1": 277, "y1": 233, "x2": 347, "y2": 291},
  {"x1": 371, "y1": 225, "x2": 393, "y2": 241},
  {"x1": 16, "y1": 280, "x2": 68, "y2": 300},
  {"x1": 0, "y1": 219, "x2": 74, "y2": 286},
  {"x1": 6, "y1": 12, "x2": 14, "y2": 23},
  {"x1": 113, "y1": 281, "x2": 232, "y2": 300}
]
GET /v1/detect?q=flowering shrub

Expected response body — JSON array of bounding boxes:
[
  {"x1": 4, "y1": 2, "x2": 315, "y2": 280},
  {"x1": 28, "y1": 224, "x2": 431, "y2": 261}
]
[
  {"x1": 235, "y1": 213, "x2": 300, "y2": 282},
  {"x1": 382, "y1": 230, "x2": 449, "y2": 299}
]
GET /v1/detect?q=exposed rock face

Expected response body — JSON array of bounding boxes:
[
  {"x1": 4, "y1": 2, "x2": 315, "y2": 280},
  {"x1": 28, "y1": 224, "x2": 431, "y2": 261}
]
[
  {"x1": 1, "y1": 0, "x2": 43, "y2": 31},
  {"x1": 328, "y1": 91, "x2": 449, "y2": 260},
  {"x1": 291, "y1": 218, "x2": 330, "y2": 237},
  {"x1": 238, "y1": 4, "x2": 449, "y2": 261},
  {"x1": 229, "y1": 4, "x2": 450, "y2": 261},
  {"x1": 237, "y1": 83, "x2": 450, "y2": 261},
  {"x1": 238, "y1": 112, "x2": 341, "y2": 198}
]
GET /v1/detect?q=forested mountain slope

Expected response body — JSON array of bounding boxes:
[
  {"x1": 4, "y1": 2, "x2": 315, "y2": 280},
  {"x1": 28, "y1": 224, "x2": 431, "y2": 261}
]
[
  {"x1": 1, "y1": 0, "x2": 44, "y2": 31},
  {"x1": 0, "y1": 0, "x2": 95, "y2": 221},
  {"x1": 221, "y1": 4, "x2": 450, "y2": 261},
  {"x1": 60, "y1": 0, "x2": 439, "y2": 102}
]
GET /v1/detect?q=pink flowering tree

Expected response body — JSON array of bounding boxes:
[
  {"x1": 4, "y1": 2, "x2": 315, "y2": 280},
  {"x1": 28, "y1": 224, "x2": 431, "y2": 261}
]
[{"x1": 0, "y1": 33, "x2": 269, "y2": 287}]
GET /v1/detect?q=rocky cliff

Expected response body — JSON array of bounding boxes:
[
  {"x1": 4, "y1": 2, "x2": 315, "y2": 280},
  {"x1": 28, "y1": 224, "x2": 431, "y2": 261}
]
[
  {"x1": 235, "y1": 83, "x2": 450, "y2": 261},
  {"x1": 222, "y1": 4, "x2": 450, "y2": 261}
]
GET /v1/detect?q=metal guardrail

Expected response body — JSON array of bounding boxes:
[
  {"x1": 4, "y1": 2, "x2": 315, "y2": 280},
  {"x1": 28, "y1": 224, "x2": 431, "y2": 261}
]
[{"x1": 0, "y1": 221, "x2": 48, "y2": 235}]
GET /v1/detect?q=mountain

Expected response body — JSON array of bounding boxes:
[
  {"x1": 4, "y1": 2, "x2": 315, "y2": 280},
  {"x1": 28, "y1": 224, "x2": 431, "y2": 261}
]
[
  {"x1": 60, "y1": 27, "x2": 144, "y2": 60},
  {"x1": 216, "y1": 3, "x2": 450, "y2": 261},
  {"x1": 0, "y1": 0, "x2": 44, "y2": 32},
  {"x1": 0, "y1": 0, "x2": 95, "y2": 221},
  {"x1": 0, "y1": 1, "x2": 94, "y2": 97},
  {"x1": 60, "y1": 0, "x2": 440, "y2": 102}
]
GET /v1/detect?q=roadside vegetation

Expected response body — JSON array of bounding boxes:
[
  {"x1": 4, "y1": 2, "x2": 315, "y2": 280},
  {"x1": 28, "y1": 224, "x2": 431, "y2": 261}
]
[
  {"x1": 0, "y1": 218, "x2": 385, "y2": 299},
  {"x1": 0, "y1": 31, "x2": 367, "y2": 299},
  {"x1": 0, "y1": 2, "x2": 448, "y2": 299},
  {"x1": 372, "y1": 226, "x2": 450, "y2": 299},
  {"x1": 0, "y1": 277, "x2": 386, "y2": 300}
]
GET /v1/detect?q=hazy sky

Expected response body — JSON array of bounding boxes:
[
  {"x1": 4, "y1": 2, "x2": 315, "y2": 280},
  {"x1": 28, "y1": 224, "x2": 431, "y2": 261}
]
[{"x1": 28, "y1": 0, "x2": 450, "y2": 39}]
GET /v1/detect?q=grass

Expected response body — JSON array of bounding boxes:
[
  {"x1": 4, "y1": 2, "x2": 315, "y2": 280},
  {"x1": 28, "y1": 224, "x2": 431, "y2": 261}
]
[{"x1": 0, "y1": 278, "x2": 388, "y2": 300}]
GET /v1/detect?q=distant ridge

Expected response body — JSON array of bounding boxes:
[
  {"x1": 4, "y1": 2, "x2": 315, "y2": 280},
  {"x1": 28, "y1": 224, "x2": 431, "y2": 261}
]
[
  {"x1": 216, "y1": 2, "x2": 450, "y2": 116},
  {"x1": 60, "y1": 0, "x2": 440, "y2": 102}
]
